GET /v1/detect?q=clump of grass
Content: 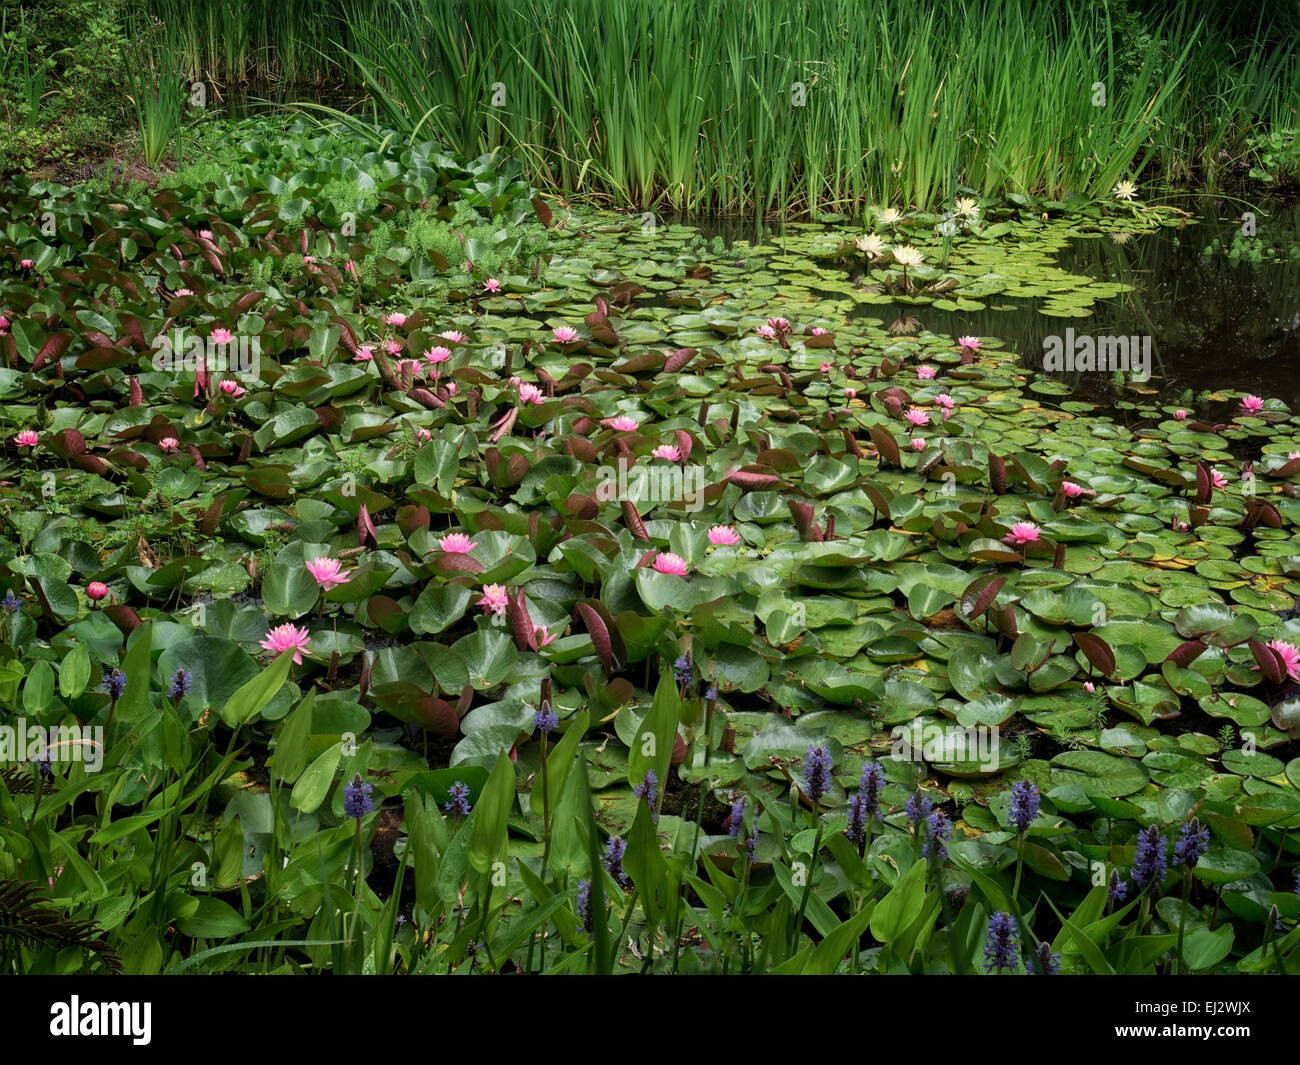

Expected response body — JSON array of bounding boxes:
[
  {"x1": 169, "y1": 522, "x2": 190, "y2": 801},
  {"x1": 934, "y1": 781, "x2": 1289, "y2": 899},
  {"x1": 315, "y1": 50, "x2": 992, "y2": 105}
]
[{"x1": 304, "y1": 0, "x2": 1300, "y2": 215}]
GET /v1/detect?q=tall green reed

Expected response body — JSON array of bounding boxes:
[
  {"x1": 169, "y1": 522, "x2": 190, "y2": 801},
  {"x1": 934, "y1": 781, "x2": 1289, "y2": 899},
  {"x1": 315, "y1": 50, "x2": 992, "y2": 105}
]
[
  {"x1": 122, "y1": 27, "x2": 185, "y2": 168},
  {"x1": 142, "y1": 0, "x2": 1300, "y2": 214}
]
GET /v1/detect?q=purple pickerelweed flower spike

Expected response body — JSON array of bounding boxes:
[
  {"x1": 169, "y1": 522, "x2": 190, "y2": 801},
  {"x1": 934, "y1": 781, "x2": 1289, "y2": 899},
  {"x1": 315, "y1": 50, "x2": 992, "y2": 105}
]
[
  {"x1": 604, "y1": 835, "x2": 628, "y2": 887},
  {"x1": 444, "y1": 781, "x2": 471, "y2": 816},
  {"x1": 634, "y1": 770, "x2": 658, "y2": 814},
  {"x1": 343, "y1": 774, "x2": 374, "y2": 819},
  {"x1": 924, "y1": 808, "x2": 952, "y2": 860},
  {"x1": 102, "y1": 668, "x2": 127, "y2": 700},
  {"x1": 1172, "y1": 818, "x2": 1209, "y2": 867},
  {"x1": 533, "y1": 705, "x2": 559, "y2": 734},
  {"x1": 1130, "y1": 825, "x2": 1168, "y2": 891},
  {"x1": 1029, "y1": 940, "x2": 1061, "y2": 975},
  {"x1": 705, "y1": 685, "x2": 718, "y2": 701},
  {"x1": 1108, "y1": 868, "x2": 1128, "y2": 905},
  {"x1": 673, "y1": 653, "x2": 692, "y2": 687},
  {"x1": 1294, "y1": 867, "x2": 1299, "y2": 902},
  {"x1": 983, "y1": 911, "x2": 1020, "y2": 973},
  {"x1": 728, "y1": 798, "x2": 746, "y2": 838},
  {"x1": 727, "y1": 797, "x2": 759, "y2": 862},
  {"x1": 576, "y1": 878, "x2": 592, "y2": 936},
  {"x1": 167, "y1": 667, "x2": 192, "y2": 702},
  {"x1": 858, "y1": 761, "x2": 884, "y2": 818},
  {"x1": 905, "y1": 790, "x2": 933, "y2": 827},
  {"x1": 803, "y1": 745, "x2": 832, "y2": 804},
  {"x1": 0, "y1": 590, "x2": 20, "y2": 611},
  {"x1": 846, "y1": 791, "x2": 868, "y2": 846},
  {"x1": 1008, "y1": 780, "x2": 1040, "y2": 835}
]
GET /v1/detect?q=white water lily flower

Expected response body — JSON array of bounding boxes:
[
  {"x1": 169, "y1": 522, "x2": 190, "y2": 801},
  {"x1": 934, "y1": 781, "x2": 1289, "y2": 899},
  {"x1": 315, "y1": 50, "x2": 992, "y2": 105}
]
[
  {"x1": 877, "y1": 207, "x2": 905, "y2": 226},
  {"x1": 892, "y1": 245, "x2": 924, "y2": 268},
  {"x1": 855, "y1": 233, "x2": 887, "y2": 256},
  {"x1": 1113, "y1": 180, "x2": 1139, "y2": 201},
  {"x1": 954, "y1": 197, "x2": 979, "y2": 219}
]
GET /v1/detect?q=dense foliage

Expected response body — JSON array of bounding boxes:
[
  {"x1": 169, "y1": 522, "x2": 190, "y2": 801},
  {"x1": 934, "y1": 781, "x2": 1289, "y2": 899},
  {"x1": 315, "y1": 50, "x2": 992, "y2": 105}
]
[{"x1": 1, "y1": 111, "x2": 1299, "y2": 974}]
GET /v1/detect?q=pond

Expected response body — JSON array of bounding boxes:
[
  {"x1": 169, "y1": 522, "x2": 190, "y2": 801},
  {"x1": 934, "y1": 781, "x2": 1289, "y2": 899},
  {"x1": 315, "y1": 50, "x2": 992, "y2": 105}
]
[{"x1": 677, "y1": 201, "x2": 1300, "y2": 408}]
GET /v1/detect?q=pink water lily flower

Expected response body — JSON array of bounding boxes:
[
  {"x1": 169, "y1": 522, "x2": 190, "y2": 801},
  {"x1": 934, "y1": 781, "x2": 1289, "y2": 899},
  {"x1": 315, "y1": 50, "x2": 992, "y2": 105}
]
[
  {"x1": 819, "y1": 361, "x2": 832, "y2": 373},
  {"x1": 424, "y1": 346, "x2": 451, "y2": 364},
  {"x1": 445, "y1": 381, "x2": 458, "y2": 395},
  {"x1": 416, "y1": 428, "x2": 432, "y2": 442},
  {"x1": 385, "y1": 312, "x2": 407, "y2": 327},
  {"x1": 916, "y1": 365, "x2": 937, "y2": 379},
  {"x1": 354, "y1": 345, "x2": 374, "y2": 361},
  {"x1": 384, "y1": 339, "x2": 403, "y2": 355},
  {"x1": 652, "y1": 552, "x2": 690, "y2": 576},
  {"x1": 159, "y1": 437, "x2": 179, "y2": 452},
  {"x1": 844, "y1": 388, "x2": 856, "y2": 400},
  {"x1": 173, "y1": 289, "x2": 193, "y2": 297},
  {"x1": 708, "y1": 525, "x2": 741, "y2": 546},
  {"x1": 756, "y1": 324, "x2": 776, "y2": 339},
  {"x1": 1173, "y1": 409, "x2": 1188, "y2": 420},
  {"x1": 935, "y1": 393, "x2": 955, "y2": 409},
  {"x1": 210, "y1": 328, "x2": 233, "y2": 344},
  {"x1": 1061, "y1": 481, "x2": 1090, "y2": 498},
  {"x1": 479, "y1": 584, "x2": 509, "y2": 617},
  {"x1": 260, "y1": 623, "x2": 312, "y2": 665},
  {"x1": 535, "y1": 625, "x2": 559, "y2": 647},
  {"x1": 1083, "y1": 682, "x2": 1096, "y2": 693},
  {"x1": 518, "y1": 383, "x2": 546, "y2": 405},
  {"x1": 306, "y1": 557, "x2": 351, "y2": 590},
  {"x1": 904, "y1": 408, "x2": 930, "y2": 426},
  {"x1": 604, "y1": 415, "x2": 639, "y2": 432},
  {"x1": 86, "y1": 582, "x2": 109, "y2": 601},
  {"x1": 218, "y1": 380, "x2": 246, "y2": 397},
  {"x1": 19, "y1": 259, "x2": 34, "y2": 269},
  {"x1": 1210, "y1": 469, "x2": 1228, "y2": 490},
  {"x1": 440, "y1": 330, "x2": 466, "y2": 343},
  {"x1": 552, "y1": 326, "x2": 579, "y2": 343},
  {"x1": 810, "y1": 327, "x2": 828, "y2": 336},
  {"x1": 1240, "y1": 395, "x2": 1264, "y2": 413},
  {"x1": 483, "y1": 278, "x2": 501, "y2": 293},
  {"x1": 198, "y1": 229, "x2": 214, "y2": 240},
  {"x1": 910, "y1": 438, "x2": 926, "y2": 451},
  {"x1": 1004, "y1": 521, "x2": 1041, "y2": 545},
  {"x1": 462, "y1": 260, "x2": 474, "y2": 273},
  {"x1": 1265, "y1": 640, "x2": 1300, "y2": 681},
  {"x1": 1289, "y1": 451, "x2": 1300, "y2": 460},
  {"x1": 957, "y1": 336, "x2": 981, "y2": 352},
  {"x1": 14, "y1": 430, "x2": 38, "y2": 448},
  {"x1": 652, "y1": 445, "x2": 682, "y2": 461},
  {"x1": 439, "y1": 533, "x2": 479, "y2": 554}
]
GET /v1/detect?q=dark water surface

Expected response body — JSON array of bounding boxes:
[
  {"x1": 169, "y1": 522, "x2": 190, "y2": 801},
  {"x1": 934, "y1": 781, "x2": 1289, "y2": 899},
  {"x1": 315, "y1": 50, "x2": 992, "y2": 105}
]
[{"x1": 679, "y1": 201, "x2": 1300, "y2": 408}]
